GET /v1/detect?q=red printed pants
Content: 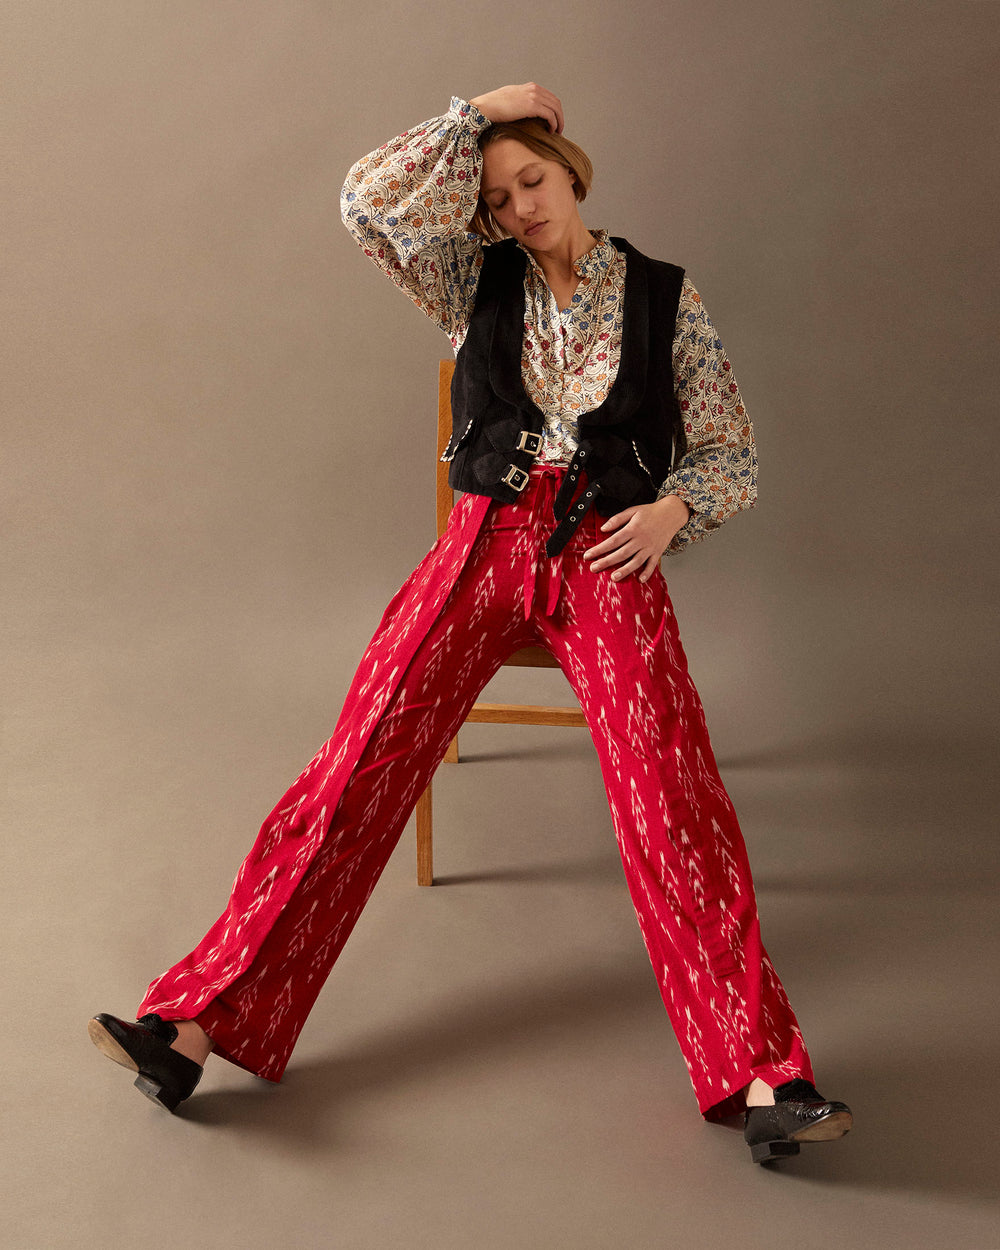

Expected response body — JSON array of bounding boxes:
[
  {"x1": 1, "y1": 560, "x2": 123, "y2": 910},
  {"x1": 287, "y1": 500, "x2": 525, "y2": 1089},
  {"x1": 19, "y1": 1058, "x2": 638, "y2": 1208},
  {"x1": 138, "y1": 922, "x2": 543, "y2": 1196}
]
[{"x1": 139, "y1": 468, "x2": 812, "y2": 1120}]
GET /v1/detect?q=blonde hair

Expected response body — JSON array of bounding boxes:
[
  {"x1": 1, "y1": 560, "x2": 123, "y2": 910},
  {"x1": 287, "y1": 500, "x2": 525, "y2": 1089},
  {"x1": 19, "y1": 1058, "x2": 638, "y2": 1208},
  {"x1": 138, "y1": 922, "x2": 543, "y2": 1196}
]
[{"x1": 469, "y1": 118, "x2": 594, "y2": 243}]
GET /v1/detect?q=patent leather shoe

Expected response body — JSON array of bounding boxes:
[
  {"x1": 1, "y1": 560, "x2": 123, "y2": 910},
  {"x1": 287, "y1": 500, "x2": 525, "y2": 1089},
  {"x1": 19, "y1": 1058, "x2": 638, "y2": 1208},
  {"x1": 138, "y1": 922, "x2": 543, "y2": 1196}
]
[
  {"x1": 88, "y1": 1012, "x2": 203, "y2": 1112},
  {"x1": 744, "y1": 1078, "x2": 853, "y2": 1164}
]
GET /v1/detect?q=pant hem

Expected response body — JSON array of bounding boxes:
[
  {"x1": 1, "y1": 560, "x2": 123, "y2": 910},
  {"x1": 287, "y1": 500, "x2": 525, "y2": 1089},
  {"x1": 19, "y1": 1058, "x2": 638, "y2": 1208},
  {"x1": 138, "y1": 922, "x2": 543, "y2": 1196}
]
[{"x1": 698, "y1": 1060, "x2": 816, "y2": 1123}]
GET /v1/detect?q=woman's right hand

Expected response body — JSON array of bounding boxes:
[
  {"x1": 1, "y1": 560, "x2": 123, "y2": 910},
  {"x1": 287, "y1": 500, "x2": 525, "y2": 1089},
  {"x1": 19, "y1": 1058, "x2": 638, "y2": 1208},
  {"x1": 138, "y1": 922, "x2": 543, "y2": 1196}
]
[{"x1": 469, "y1": 83, "x2": 564, "y2": 133}]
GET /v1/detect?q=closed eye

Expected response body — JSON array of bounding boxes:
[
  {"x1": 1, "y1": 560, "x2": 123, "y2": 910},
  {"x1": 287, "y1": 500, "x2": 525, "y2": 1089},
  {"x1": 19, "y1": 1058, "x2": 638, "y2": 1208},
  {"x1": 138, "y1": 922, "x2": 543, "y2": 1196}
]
[{"x1": 488, "y1": 177, "x2": 544, "y2": 210}]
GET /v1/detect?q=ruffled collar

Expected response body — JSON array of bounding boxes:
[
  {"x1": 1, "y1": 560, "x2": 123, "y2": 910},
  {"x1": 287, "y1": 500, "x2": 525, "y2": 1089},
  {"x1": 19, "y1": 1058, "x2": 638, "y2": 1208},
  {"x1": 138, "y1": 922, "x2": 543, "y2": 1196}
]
[{"x1": 517, "y1": 227, "x2": 618, "y2": 280}]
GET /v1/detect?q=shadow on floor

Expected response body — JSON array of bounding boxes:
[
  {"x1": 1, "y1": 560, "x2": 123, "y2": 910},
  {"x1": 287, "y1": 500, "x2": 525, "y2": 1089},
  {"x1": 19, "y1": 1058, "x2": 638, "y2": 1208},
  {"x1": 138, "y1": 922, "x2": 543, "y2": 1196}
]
[
  {"x1": 178, "y1": 961, "x2": 656, "y2": 1138},
  {"x1": 159, "y1": 723, "x2": 997, "y2": 1203},
  {"x1": 174, "y1": 959, "x2": 997, "y2": 1202}
]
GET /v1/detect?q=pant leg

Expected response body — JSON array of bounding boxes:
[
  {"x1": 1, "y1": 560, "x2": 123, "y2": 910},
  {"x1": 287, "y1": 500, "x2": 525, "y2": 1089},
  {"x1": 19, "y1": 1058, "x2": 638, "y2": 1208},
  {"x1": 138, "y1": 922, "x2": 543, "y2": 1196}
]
[
  {"x1": 534, "y1": 515, "x2": 813, "y2": 1121},
  {"x1": 140, "y1": 502, "x2": 535, "y2": 1081}
]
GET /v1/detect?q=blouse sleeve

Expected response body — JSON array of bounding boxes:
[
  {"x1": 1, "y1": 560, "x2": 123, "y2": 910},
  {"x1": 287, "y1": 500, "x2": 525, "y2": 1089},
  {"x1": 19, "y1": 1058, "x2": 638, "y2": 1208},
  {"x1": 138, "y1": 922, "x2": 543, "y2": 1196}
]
[
  {"x1": 340, "y1": 97, "x2": 492, "y2": 350},
  {"x1": 658, "y1": 276, "x2": 759, "y2": 555}
]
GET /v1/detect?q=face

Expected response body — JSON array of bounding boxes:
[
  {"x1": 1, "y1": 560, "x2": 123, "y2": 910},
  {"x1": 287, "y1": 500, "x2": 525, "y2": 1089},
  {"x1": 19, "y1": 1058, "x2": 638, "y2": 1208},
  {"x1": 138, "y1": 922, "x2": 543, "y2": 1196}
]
[{"x1": 480, "y1": 137, "x2": 581, "y2": 249}]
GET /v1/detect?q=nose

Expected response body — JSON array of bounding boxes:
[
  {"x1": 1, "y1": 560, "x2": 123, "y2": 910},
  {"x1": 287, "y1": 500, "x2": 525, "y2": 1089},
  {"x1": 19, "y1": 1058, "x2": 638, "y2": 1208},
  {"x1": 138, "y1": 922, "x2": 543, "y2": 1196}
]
[{"x1": 512, "y1": 190, "x2": 536, "y2": 219}]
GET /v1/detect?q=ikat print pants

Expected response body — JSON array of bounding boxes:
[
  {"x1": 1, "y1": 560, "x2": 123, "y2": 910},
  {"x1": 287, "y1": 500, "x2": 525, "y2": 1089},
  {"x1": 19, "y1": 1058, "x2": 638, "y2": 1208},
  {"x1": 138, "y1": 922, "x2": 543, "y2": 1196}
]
[{"x1": 138, "y1": 466, "x2": 812, "y2": 1121}]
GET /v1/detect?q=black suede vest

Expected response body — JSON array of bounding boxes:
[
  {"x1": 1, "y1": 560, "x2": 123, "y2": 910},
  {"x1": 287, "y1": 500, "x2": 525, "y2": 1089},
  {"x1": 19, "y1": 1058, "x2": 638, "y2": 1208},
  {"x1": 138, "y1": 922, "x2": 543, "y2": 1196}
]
[{"x1": 442, "y1": 235, "x2": 686, "y2": 556}]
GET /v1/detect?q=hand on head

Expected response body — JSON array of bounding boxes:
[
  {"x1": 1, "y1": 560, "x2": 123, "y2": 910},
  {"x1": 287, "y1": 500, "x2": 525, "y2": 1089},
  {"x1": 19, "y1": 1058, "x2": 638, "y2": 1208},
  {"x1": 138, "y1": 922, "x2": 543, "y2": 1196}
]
[{"x1": 469, "y1": 83, "x2": 565, "y2": 133}]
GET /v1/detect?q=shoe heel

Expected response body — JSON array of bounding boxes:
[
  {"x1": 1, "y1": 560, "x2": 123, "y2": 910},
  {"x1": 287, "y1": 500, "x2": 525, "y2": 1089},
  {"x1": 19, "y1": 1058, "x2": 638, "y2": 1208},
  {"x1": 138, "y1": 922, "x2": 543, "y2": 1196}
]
[
  {"x1": 134, "y1": 1074, "x2": 183, "y2": 1112},
  {"x1": 750, "y1": 1139, "x2": 801, "y2": 1165}
]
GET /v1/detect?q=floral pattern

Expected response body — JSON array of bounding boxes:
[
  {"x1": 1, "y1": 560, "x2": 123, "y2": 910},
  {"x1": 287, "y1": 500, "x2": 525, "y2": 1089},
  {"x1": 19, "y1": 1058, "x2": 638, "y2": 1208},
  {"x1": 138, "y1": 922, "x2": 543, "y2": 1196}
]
[{"x1": 341, "y1": 98, "x2": 758, "y2": 554}]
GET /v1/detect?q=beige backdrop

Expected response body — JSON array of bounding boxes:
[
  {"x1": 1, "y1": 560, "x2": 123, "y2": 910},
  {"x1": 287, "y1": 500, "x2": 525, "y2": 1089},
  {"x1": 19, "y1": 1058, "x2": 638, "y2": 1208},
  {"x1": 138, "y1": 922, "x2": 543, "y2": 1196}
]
[{"x1": 5, "y1": 2, "x2": 998, "y2": 1248}]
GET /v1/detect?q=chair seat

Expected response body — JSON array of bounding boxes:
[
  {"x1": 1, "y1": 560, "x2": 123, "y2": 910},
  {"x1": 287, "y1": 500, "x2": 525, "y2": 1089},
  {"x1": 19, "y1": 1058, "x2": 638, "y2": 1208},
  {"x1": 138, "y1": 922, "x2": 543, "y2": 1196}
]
[
  {"x1": 504, "y1": 644, "x2": 560, "y2": 668},
  {"x1": 465, "y1": 702, "x2": 586, "y2": 728}
]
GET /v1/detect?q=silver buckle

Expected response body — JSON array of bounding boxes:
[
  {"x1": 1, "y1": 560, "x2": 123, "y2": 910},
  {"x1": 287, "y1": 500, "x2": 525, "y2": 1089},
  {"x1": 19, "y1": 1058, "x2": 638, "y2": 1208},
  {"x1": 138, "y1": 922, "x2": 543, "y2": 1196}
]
[
  {"x1": 516, "y1": 431, "x2": 542, "y2": 455},
  {"x1": 500, "y1": 465, "x2": 529, "y2": 492}
]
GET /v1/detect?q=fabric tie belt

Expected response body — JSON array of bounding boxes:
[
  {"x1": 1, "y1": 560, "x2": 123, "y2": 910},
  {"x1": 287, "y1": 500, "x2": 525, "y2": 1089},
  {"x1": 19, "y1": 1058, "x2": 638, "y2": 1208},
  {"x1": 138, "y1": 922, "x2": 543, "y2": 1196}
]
[{"x1": 518, "y1": 463, "x2": 597, "y2": 621}]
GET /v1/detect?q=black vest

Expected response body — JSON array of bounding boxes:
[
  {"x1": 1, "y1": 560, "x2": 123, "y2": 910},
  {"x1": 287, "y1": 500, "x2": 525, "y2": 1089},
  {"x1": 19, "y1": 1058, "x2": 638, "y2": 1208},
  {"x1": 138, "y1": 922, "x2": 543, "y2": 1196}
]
[{"x1": 442, "y1": 235, "x2": 687, "y2": 556}]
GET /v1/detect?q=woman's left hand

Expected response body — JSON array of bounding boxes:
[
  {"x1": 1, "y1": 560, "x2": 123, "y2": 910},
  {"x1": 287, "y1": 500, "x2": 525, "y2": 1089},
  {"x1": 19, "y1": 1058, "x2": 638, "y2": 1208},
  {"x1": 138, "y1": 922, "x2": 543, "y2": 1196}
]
[{"x1": 583, "y1": 495, "x2": 691, "y2": 582}]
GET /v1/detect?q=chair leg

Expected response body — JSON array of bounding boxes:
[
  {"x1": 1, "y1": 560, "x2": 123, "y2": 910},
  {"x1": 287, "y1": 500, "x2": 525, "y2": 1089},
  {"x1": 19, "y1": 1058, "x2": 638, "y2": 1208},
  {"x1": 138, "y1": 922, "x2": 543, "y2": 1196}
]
[
  {"x1": 416, "y1": 783, "x2": 433, "y2": 886},
  {"x1": 444, "y1": 733, "x2": 459, "y2": 764}
]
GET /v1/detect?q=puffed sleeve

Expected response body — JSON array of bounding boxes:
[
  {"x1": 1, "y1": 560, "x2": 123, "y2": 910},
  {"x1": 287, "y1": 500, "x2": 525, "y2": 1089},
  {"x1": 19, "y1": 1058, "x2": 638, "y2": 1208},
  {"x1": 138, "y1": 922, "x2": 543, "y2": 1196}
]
[
  {"x1": 340, "y1": 97, "x2": 493, "y2": 350},
  {"x1": 658, "y1": 276, "x2": 758, "y2": 555}
]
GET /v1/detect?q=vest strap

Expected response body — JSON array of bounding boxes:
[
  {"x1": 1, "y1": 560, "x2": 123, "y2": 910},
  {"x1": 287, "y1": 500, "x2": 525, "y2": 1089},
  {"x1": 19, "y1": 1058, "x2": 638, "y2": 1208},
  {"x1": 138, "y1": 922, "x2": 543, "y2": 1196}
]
[
  {"x1": 545, "y1": 474, "x2": 602, "y2": 557},
  {"x1": 500, "y1": 464, "x2": 530, "y2": 492},
  {"x1": 551, "y1": 444, "x2": 591, "y2": 521}
]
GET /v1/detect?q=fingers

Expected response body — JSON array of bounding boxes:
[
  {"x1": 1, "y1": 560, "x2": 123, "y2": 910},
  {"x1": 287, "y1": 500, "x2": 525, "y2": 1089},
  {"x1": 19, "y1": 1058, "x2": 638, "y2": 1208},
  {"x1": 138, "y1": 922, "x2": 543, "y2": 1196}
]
[
  {"x1": 520, "y1": 82, "x2": 564, "y2": 132},
  {"x1": 638, "y1": 553, "x2": 660, "y2": 584},
  {"x1": 607, "y1": 548, "x2": 652, "y2": 582},
  {"x1": 583, "y1": 531, "x2": 626, "y2": 566},
  {"x1": 538, "y1": 104, "x2": 560, "y2": 132},
  {"x1": 610, "y1": 557, "x2": 646, "y2": 582},
  {"x1": 583, "y1": 522, "x2": 661, "y2": 581},
  {"x1": 476, "y1": 84, "x2": 565, "y2": 132},
  {"x1": 582, "y1": 535, "x2": 619, "y2": 562},
  {"x1": 614, "y1": 547, "x2": 662, "y2": 583},
  {"x1": 586, "y1": 502, "x2": 677, "y2": 579},
  {"x1": 585, "y1": 536, "x2": 645, "y2": 576},
  {"x1": 544, "y1": 90, "x2": 565, "y2": 133},
  {"x1": 579, "y1": 502, "x2": 679, "y2": 581},
  {"x1": 584, "y1": 508, "x2": 643, "y2": 571},
  {"x1": 599, "y1": 508, "x2": 636, "y2": 532}
]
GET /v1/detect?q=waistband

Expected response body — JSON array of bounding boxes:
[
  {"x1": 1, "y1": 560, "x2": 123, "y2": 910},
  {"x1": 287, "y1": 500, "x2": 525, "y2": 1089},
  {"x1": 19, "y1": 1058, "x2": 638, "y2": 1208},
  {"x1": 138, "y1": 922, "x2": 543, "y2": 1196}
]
[{"x1": 481, "y1": 462, "x2": 593, "y2": 620}]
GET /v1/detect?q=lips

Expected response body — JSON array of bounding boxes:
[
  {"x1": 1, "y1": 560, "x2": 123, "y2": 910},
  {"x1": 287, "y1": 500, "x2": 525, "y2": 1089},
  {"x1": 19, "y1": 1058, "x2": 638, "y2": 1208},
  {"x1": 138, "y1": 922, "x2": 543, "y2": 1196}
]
[{"x1": 525, "y1": 221, "x2": 546, "y2": 236}]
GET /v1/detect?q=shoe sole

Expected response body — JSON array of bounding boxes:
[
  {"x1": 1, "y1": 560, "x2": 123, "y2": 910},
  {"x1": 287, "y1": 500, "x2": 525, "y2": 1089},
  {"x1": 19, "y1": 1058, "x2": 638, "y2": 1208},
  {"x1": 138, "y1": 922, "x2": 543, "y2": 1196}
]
[
  {"x1": 88, "y1": 1017, "x2": 185, "y2": 1112},
  {"x1": 748, "y1": 1109, "x2": 854, "y2": 1163},
  {"x1": 88, "y1": 1018, "x2": 140, "y2": 1072},
  {"x1": 791, "y1": 1110, "x2": 854, "y2": 1143}
]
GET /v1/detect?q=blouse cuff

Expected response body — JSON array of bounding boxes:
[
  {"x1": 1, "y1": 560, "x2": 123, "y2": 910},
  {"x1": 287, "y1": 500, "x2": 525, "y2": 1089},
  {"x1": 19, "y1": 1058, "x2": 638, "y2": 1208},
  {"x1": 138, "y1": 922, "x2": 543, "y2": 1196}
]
[
  {"x1": 656, "y1": 478, "x2": 735, "y2": 555},
  {"x1": 449, "y1": 96, "x2": 493, "y2": 134}
]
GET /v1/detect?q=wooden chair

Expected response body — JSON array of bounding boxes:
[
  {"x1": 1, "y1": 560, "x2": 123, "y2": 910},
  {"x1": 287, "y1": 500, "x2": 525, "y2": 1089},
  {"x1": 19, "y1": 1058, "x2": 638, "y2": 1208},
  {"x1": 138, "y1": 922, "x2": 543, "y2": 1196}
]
[{"x1": 415, "y1": 360, "x2": 587, "y2": 884}]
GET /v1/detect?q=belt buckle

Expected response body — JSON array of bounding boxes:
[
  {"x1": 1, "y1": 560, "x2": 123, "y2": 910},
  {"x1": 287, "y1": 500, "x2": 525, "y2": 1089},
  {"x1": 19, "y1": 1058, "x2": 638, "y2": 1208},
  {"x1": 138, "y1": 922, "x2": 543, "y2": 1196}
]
[
  {"x1": 500, "y1": 465, "x2": 529, "y2": 492},
  {"x1": 516, "y1": 431, "x2": 542, "y2": 456}
]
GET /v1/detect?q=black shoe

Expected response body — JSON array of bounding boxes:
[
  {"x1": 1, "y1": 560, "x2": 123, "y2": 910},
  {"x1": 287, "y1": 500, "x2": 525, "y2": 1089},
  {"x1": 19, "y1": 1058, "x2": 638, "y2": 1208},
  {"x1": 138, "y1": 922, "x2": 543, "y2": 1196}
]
[
  {"x1": 88, "y1": 1012, "x2": 203, "y2": 1112},
  {"x1": 743, "y1": 1078, "x2": 853, "y2": 1164}
]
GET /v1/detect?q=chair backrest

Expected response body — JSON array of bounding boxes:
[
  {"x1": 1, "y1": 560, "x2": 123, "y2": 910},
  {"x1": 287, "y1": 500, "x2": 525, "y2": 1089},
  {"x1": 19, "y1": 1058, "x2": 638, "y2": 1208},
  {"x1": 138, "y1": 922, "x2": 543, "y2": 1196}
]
[{"x1": 436, "y1": 360, "x2": 457, "y2": 539}]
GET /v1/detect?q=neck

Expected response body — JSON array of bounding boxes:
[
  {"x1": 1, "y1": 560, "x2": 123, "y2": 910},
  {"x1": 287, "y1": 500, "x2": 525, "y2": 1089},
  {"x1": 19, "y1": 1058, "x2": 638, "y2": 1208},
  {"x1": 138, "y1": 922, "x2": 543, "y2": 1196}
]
[{"x1": 526, "y1": 220, "x2": 599, "y2": 284}]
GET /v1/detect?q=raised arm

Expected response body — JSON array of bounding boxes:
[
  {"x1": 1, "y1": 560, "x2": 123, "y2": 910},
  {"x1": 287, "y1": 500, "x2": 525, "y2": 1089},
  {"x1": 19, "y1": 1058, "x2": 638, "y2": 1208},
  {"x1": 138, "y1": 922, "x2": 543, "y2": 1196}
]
[
  {"x1": 340, "y1": 97, "x2": 491, "y2": 348},
  {"x1": 340, "y1": 86, "x2": 566, "y2": 350}
]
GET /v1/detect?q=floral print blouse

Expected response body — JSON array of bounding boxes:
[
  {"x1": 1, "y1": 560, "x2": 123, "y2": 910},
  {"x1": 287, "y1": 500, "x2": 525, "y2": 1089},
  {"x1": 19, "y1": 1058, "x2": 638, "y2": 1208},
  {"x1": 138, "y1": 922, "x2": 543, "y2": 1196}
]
[{"x1": 341, "y1": 97, "x2": 757, "y2": 555}]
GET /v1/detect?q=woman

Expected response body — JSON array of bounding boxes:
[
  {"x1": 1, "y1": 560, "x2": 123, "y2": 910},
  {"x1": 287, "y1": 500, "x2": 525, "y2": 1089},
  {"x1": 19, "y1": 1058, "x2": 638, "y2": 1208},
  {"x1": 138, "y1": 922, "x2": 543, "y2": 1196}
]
[{"x1": 89, "y1": 83, "x2": 852, "y2": 1166}]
